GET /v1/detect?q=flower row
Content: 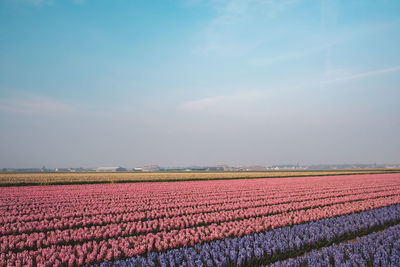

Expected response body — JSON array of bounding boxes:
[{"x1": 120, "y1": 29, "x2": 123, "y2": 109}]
[
  {"x1": 3, "y1": 180, "x2": 393, "y2": 221},
  {"x1": 95, "y1": 204, "x2": 400, "y2": 267},
  {"x1": 269, "y1": 222, "x2": 400, "y2": 267},
  {"x1": 1, "y1": 196, "x2": 399, "y2": 266},
  {"x1": 2, "y1": 174, "x2": 398, "y2": 215},
  {"x1": 2, "y1": 183, "x2": 396, "y2": 226},
  {"x1": 1, "y1": 189, "x2": 398, "y2": 240}
]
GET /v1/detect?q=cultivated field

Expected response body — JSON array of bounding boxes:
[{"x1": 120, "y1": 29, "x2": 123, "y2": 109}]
[
  {"x1": 1, "y1": 173, "x2": 400, "y2": 266},
  {"x1": 0, "y1": 169, "x2": 399, "y2": 186}
]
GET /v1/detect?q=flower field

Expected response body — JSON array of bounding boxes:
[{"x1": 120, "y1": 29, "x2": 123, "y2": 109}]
[
  {"x1": 0, "y1": 170, "x2": 398, "y2": 186},
  {"x1": 1, "y1": 173, "x2": 400, "y2": 266}
]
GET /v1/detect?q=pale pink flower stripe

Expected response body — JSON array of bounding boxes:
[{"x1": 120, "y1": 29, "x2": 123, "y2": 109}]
[
  {"x1": 0, "y1": 173, "x2": 399, "y2": 266},
  {"x1": 1, "y1": 186, "x2": 399, "y2": 239},
  {"x1": 1, "y1": 178, "x2": 398, "y2": 222},
  {"x1": 1, "y1": 182, "x2": 397, "y2": 223},
  {"x1": 0, "y1": 182, "x2": 388, "y2": 216},
  {"x1": 1, "y1": 184, "x2": 398, "y2": 235}
]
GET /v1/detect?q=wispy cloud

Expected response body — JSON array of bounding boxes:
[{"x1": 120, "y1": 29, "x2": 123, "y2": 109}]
[
  {"x1": 194, "y1": 0, "x2": 300, "y2": 56},
  {"x1": 12, "y1": 0, "x2": 84, "y2": 6},
  {"x1": 321, "y1": 65, "x2": 400, "y2": 85},
  {"x1": 179, "y1": 64, "x2": 400, "y2": 112},
  {"x1": 0, "y1": 92, "x2": 78, "y2": 116},
  {"x1": 14, "y1": 0, "x2": 52, "y2": 5},
  {"x1": 248, "y1": 45, "x2": 324, "y2": 66},
  {"x1": 72, "y1": 0, "x2": 85, "y2": 4},
  {"x1": 179, "y1": 90, "x2": 268, "y2": 113},
  {"x1": 249, "y1": 20, "x2": 398, "y2": 68}
]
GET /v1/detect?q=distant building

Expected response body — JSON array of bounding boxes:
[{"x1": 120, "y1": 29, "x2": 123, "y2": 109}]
[
  {"x1": 243, "y1": 165, "x2": 268, "y2": 171},
  {"x1": 216, "y1": 165, "x2": 231, "y2": 171},
  {"x1": 206, "y1": 166, "x2": 224, "y2": 171},
  {"x1": 188, "y1": 166, "x2": 207, "y2": 171},
  {"x1": 95, "y1": 167, "x2": 127, "y2": 172},
  {"x1": 139, "y1": 165, "x2": 161, "y2": 172},
  {"x1": 55, "y1": 168, "x2": 70, "y2": 172}
]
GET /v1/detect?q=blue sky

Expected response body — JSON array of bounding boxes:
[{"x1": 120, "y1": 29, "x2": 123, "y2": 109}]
[{"x1": 1, "y1": 0, "x2": 400, "y2": 168}]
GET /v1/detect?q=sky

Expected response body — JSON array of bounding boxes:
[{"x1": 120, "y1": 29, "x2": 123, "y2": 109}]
[{"x1": 1, "y1": 0, "x2": 400, "y2": 168}]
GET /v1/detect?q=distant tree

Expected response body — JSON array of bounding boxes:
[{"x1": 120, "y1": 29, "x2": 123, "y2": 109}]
[{"x1": 116, "y1": 167, "x2": 127, "y2": 172}]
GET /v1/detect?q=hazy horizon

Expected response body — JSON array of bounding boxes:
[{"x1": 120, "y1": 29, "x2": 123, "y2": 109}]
[
  {"x1": 1, "y1": 0, "x2": 400, "y2": 168},
  {"x1": 2, "y1": 162, "x2": 400, "y2": 170}
]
